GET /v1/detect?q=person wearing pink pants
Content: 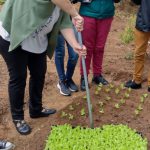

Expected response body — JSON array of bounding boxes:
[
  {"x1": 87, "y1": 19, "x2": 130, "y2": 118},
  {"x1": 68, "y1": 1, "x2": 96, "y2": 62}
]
[{"x1": 79, "y1": 0, "x2": 120, "y2": 91}]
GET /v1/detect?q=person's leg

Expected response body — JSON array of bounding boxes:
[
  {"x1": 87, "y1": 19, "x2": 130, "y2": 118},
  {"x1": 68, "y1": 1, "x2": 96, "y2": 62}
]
[
  {"x1": 0, "y1": 36, "x2": 31, "y2": 135},
  {"x1": 80, "y1": 16, "x2": 96, "y2": 90},
  {"x1": 92, "y1": 17, "x2": 113, "y2": 85},
  {"x1": 28, "y1": 52, "x2": 56, "y2": 118},
  {"x1": 126, "y1": 29, "x2": 150, "y2": 89},
  {"x1": 55, "y1": 34, "x2": 71, "y2": 96},
  {"x1": 66, "y1": 41, "x2": 79, "y2": 92}
]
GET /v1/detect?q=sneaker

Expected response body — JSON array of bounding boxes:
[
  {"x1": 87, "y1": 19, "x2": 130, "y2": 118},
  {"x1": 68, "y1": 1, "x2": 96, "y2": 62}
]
[
  {"x1": 125, "y1": 80, "x2": 142, "y2": 89},
  {"x1": 13, "y1": 120, "x2": 31, "y2": 135},
  {"x1": 57, "y1": 80, "x2": 71, "y2": 96},
  {"x1": 66, "y1": 79, "x2": 78, "y2": 92},
  {"x1": 0, "y1": 140, "x2": 15, "y2": 150},
  {"x1": 148, "y1": 86, "x2": 150, "y2": 92},
  {"x1": 92, "y1": 75, "x2": 109, "y2": 85}
]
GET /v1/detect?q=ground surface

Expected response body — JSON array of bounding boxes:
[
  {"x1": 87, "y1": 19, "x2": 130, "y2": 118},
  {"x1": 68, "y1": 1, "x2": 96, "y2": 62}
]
[{"x1": 0, "y1": 3, "x2": 150, "y2": 150}]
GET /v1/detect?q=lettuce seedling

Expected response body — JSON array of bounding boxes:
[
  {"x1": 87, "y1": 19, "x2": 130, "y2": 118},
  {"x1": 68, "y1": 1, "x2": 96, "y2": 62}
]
[
  {"x1": 120, "y1": 83, "x2": 125, "y2": 90},
  {"x1": 69, "y1": 105, "x2": 74, "y2": 111},
  {"x1": 128, "y1": 87, "x2": 132, "y2": 92},
  {"x1": 120, "y1": 98, "x2": 125, "y2": 104},
  {"x1": 140, "y1": 96, "x2": 145, "y2": 103},
  {"x1": 143, "y1": 93, "x2": 148, "y2": 98},
  {"x1": 95, "y1": 90, "x2": 99, "y2": 95},
  {"x1": 98, "y1": 101, "x2": 104, "y2": 107},
  {"x1": 96, "y1": 86, "x2": 102, "y2": 91},
  {"x1": 83, "y1": 95, "x2": 87, "y2": 100},
  {"x1": 98, "y1": 83, "x2": 103, "y2": 88},
  {"x1": 124, "y1": 92, "x2": 130, "y2": 99},
  {"x1": 99, "y1": 108, "x2": 104, "y2": 114},
  {"x1": 109, "y1": 83, "x2": 115, "y2": 89},
  {"x1": 105, "y1": 88, "x2": 110, "y2": 93},
  {"x1": 68, "y1": 114, "x2": 74, "y2": 120},
  {"x1": 137, "y1": 104, "x2": 143, "y2": 111},
  {"x1": 134, "y1": 109, "x2": 140, "y2": 116},
  {"x1": 105, "y1": 96, "x2": 111, "y2": 101},
  {"x1": 80, "y1": 108, "x2": 85, "y2": 116},
  {"x1": 115, "y1": 103, "x2": 120, "y2": 109},
  {"x1": 61, "y1": 111, "x2": 67, "y2": 118},
  {"x1": 115, "y1": 88, "x2": 120, "y2": 95}
]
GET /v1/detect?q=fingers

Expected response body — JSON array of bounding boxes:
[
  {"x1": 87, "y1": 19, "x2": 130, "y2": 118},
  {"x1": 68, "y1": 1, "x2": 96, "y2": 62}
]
[
  {"x1": 74, "y1": 45, "x2": 87, "y2": 57},
  {"x1": 72, "y1": 15, "x2": 84, "y2": 32}
]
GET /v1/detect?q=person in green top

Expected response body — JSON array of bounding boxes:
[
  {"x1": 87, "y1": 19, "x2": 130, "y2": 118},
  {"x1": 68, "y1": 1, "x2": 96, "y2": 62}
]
[
  {"x1": 0, "y1": 0, "x2": 86, "y2": 135},
  {"x1": 77, "y1": 0, "x2": 120, "y2": 91}
]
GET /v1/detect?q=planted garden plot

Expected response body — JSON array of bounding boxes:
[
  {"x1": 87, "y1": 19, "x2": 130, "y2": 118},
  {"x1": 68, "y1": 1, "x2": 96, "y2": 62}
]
[{"x1": 45, "y1": 83, "x2": 150, "y2": 149}]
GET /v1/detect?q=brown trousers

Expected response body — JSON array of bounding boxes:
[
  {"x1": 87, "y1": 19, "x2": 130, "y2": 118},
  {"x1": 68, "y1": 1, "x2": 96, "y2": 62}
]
[{"x1": 133, "y1": 29, "x2": 150, "y2": 86}]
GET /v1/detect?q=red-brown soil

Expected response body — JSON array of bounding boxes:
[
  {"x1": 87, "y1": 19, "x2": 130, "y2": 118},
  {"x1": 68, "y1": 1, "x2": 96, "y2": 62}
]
[{"x1": 0, "y1": 3, "x2": 150, "y2": 150}]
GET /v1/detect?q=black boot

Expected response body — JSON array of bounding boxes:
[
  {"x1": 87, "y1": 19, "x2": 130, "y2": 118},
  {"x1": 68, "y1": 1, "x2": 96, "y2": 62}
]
[{"x1": 80, "y1": 76, "x2": 86, "y2": 91}]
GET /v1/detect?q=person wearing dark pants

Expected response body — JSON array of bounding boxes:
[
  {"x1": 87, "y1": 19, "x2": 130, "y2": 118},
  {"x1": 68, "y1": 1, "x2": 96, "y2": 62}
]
[
  {"x1": 0, "y1": 0, "x2": 86, "y2": 135},
  {"x1": 0, "y1": 36, "x2": 56, "y2": 135},
  {"x1": 55, "y1": 34, "x2": 79, "y2": 96}
]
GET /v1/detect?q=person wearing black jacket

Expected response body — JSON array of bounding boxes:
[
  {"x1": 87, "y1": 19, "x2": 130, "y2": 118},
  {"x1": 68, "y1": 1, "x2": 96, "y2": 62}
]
[{"x1": 125, "y1": 0, "x2": 150, "y2": 92}]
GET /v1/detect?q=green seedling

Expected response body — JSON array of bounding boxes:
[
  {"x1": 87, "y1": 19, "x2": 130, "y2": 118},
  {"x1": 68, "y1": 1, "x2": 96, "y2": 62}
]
[
  {"x1": 68, "y1": 114, "x2": 74, "y2": 120},
  {"x1": 83, "y1": 95, "x2": 87, "y2": 100},
  {"x1": 98, "y1": 101, "x2": 104, "y2": 107},
  {"x1": 69, "y1": 105, "x2": 74, "y2": 111},
  {"x1": 124, "y1": 92, "x2": 130, "y2": 99},
  {"x1": 96, "y1": 86, "x2": 102, "y2": 92},
  {"x1": 115, "y1": 88, "x2": 120, "y2": 95},
  {"x1": 105, "y1": 88, "x2": 110, "y2": 93},
  {"x1": 115, "y1": 103, "x2": 120, "y2": 109},
  {"x1": 99, "y1": 108, "x2": 104, "y2": 114},
  {"x1": 120, "y1": 98, "x2": 126, "y2": 104},
  {"x1": 98, "y1": 83, "x2": 103, "y2": 88},
  {"x1": 105, "y1": 96, "x2": 111, "y2": 101},
  {"x1": 95, "y1": 90, "x2": 99, "y2": 95},
  {"x1": 61, "y1": 111, "x2": 67, "y2": 118},
  {"x1": 143, "y1": 93, "x2": 148, "y2": 98},
  {"x1": 109, "y1": 83, "x2": 115, "y2": 89},
  {"x1": 137, "y1": 104, "x2": 143, "y2": 111},
  {"x1": 120, "y1": 83, "x2": 125, "y2": 90},
  {"x1": 80, "y1": 108, "x2": 85, "y2": 116},
  {"x1": 140, "y1": 96, "x2": 145, "y2": 103},
  {"x1": 134, "y1": 109, "x2": 140, "y2": 116},
  {"x1": 128, "y1": 88, "x2": 132, "y2": 93}
]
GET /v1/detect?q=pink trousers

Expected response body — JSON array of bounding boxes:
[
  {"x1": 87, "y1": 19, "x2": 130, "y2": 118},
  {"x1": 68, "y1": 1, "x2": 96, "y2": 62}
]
[{"x1": 80, "y1": 16, "x2": 113, "y2": 76}]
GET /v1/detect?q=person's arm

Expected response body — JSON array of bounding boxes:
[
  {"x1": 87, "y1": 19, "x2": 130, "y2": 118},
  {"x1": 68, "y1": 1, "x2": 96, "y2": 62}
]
[
  {"x1": 60, "y1": 28, "x2": 86, "y2": 56},
  {"x1": 51, "y1": 0, "x2": 78, "y2": 17},
  {"x1": 51, "y1": 0, "x2": 84, "y2": 32}
]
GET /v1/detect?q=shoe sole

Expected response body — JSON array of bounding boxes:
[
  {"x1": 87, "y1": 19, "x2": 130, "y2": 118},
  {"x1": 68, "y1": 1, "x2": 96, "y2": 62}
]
[{"x1": 57, "y1": 83, "x2": 71, "y2": 96}]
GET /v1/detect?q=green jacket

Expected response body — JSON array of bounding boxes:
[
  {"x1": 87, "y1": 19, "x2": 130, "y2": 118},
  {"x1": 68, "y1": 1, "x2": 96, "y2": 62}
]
[
  {"x1": 0, "y1": 0, "x2": 72, "y2": 58},
  {"x1": 79, "y1": 0, "x2": 115, "y2": 19}
]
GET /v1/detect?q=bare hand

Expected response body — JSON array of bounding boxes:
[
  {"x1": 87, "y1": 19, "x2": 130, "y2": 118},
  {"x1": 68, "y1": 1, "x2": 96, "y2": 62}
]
[
  {"x1": 73, "y1": 44, "x2": 87, "y2": 57},
  {"x1": 72, "y1": 15, "x2": 84, "y2": 32}
]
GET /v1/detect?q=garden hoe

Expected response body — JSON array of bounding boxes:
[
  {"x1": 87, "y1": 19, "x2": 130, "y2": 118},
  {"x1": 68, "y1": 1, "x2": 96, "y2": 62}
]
[{"x1": 77, "y1": 32, "x2": 94, "y2": 129}]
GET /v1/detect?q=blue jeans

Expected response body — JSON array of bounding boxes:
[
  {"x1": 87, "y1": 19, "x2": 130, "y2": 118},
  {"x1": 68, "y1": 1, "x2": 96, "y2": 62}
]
[{"x1": 55, "y1": 34, "x2": 79, "y2": 81}]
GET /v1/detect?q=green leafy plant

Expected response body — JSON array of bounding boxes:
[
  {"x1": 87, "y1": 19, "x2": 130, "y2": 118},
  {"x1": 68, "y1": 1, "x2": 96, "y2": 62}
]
[
  {"x1": 80, "y1": 108, "x2": 85, "y2": 116},
  {"x1": 140, "y1": 96, "x2": 145, "y2": 103},
  {"x1": 105, "y1": 88, "x2": 110, "y2": 93},
  {"x1": 137, "y1": 104, "x2": 143, "y2": 111},
  {"x1": 68, "y1": 114, "x2": 74, "y2": 120},
  {"x1": 124, "y1": 92, "x2": 130, "y2": 99},
  {"x1": 98, "y1": 101, "x2": 104, "y2": 107},
  {"x1": 61, "y1": 111, "x2": 67, "y2": 118},
  {"x1": 120, "y1": 98, "x2": 126, "y2": 104},
  {"x1": 109, "y1": 83, "x2": 115, "y2": 89},
  {"x1": 105, "y1": 96, "x2": 111, "y2": 101},
  {"x1": 134, "y1": 109, "x2": 140, "y2": 116},
  {"x1": 83, "y1": 95, "x2": 87, "y2": 100},
  {"x1": 143, "y1": 93, "x2": 148, "y2": 98},
  {"x1": 115, "y1": 103, "x2": 120, "y2": 109},
  {"x1": 45, "y1": 124, "x2": 147, "y2": 150},
  {"x1": 120, "y1": 83, "x2": 125, "y2": 90},
  {"x1": 115, "y1": 88, "x2": 120, "y2": 95},
  {"x1": 95, "y1": 90, "x2": 99, "y2": 95},
  {"x1": 68, "y1": 105, "x2": 74, "y2": 111},
  {"x1": 99, "y1": 108, "x2": 104, "y2": 114}
]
